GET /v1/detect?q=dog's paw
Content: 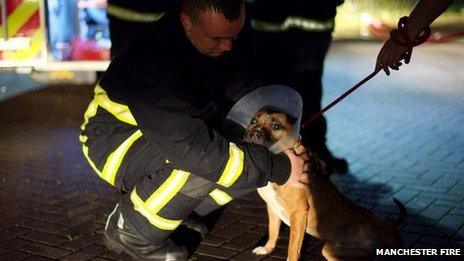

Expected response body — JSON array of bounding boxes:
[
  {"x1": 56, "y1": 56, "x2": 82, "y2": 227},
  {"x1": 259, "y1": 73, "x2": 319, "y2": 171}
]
[{"x1": 252, "y1": 246, "x2": 273, "y2": 255}]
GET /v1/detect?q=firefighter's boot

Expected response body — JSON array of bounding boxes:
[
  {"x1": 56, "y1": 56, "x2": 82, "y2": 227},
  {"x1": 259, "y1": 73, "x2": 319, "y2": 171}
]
[
  {"x1": 104, "y1": 204, "x2": 188, "y2": 260},
  {"x1": 181, "y1": 212, "x2": 209, "y2": 238}
]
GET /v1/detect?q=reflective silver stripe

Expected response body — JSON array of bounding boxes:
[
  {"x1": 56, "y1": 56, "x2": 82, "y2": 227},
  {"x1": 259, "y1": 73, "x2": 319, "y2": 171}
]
[
  {"x1": 251, "y1": 19, "x2": 287, "y2": 33},
  {"x1": 251, "y1": 17, "x2": 334, "y2": 33},
  {"x1": 286, "y1": 16, "x2": 334, "y2": 32},
  {"x1": 107, "y1": 4, "x2": 165, "y2": 23},
  {"x1": 209, "y1": 189, "x2": 233, "y2": 206}
]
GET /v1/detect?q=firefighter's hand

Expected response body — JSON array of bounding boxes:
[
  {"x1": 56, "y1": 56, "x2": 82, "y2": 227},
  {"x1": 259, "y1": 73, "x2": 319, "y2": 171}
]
[
  {"x1": 283, "y1": 144, "x2": 310, "y2": 187},
  {"x1": 375, "y1": 39, "x2": 409, "y2": 76}
]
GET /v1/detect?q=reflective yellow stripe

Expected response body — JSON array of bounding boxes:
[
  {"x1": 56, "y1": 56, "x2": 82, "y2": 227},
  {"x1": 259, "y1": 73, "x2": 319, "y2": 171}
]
[
  {"x1": 131, "y1": 188, "x2": 183, "y2": 230},
  {"x1": 107, "y1": 4, "x2": 165, "y2": 23},
  {"x1": 209, "y1": 189, "x2": 233, "y2": 206},
  {"x1": 79, "y1": 135, "x2": 88, "y2": 143},
  {"x1": 130, "y1": 169, "x2": 190, "y2": 230},
  {"x1": 101, "y1": 130, "x2": 143, "y2": 185},
  {"x1": 94, "y1": 85, "x2": 137, "y2": 126},
  {"x1": 82, "y1": 142, "x2": 103, "y2": 177},
  {"x1": 80, "y1": 130, "x2": 142, "y2": 186},
  {"x1": 145, "y1": 169, "x2": 190, "y2": 213},
  {"x1": 79, "y1": 85, "x2": 140, "y2": 186},
  {"x1": 216, "y1": 143, "x2": 244, "y2": 188},
  {"x1": 251, "y1": 17, "x2": 334, "y2": 33},
  {"x1": 80, "y1": 84, "x2": 136, "y2": 130},
  {"x1": 80, "y1": 96, "x2": 103, "y2": 178},
  {"x1": 80, "y1": 99, "x2": 99, "y2": 131}
]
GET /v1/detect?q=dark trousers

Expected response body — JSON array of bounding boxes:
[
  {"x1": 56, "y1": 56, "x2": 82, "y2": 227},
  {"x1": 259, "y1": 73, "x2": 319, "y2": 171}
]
[
  {"x1": 85, "y1": 125, "x2": 255, "y2": 245},
  {"x1": 116, "y1": 155, "x2": 254, "y2": 244},
  {"x1": 253, "y1": 30, "x2": 332, "y2": 150}
]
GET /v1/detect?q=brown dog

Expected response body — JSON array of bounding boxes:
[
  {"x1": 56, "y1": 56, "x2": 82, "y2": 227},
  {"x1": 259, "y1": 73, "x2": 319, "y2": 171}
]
[{"x1": 244, "y1": 109, "x2": 405, "y2": 261}]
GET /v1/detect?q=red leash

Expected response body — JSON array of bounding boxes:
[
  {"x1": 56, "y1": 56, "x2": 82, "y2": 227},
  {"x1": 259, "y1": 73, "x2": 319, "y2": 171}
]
[
  {"x1": 301, "y1": 16, "x2": 431, "y2": 131},
  {"x1": 300, "y1": 69, "x2": 381, "y2": 130}
]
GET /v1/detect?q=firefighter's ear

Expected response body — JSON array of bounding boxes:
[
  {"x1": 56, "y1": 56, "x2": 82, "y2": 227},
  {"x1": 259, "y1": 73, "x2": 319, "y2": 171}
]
[{"x1": 180, "y1": 12, "x2": 193, "y2": 31}]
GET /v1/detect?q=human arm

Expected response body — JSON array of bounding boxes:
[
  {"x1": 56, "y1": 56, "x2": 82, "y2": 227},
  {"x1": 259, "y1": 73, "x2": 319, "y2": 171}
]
[
  {"x1": 375, "y1": 0, "x2": 453, "y2": 75},
  {"x1": 130, "y1": 89, "x2": 294, "y2": 189},
  {"x1": 99, "y1": 58, "x2": 296, "y2": 190}
]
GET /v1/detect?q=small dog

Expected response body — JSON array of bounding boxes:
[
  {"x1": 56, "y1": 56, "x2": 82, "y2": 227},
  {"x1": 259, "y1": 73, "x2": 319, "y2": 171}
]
[{"x1": 244, "y1": 108, "x2": 405, "y2": 261}]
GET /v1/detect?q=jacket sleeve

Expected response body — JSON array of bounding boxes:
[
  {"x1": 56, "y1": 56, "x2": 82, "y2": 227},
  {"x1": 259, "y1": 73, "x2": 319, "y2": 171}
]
[{"x1": 102, "y1": 60, "x2": 290, "y2": 189}]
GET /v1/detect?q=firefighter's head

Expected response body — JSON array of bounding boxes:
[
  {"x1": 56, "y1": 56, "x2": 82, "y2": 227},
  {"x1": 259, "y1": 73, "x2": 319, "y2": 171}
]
[{"x1": 181, "y1": 0, "x2": 245, "y2": 57}]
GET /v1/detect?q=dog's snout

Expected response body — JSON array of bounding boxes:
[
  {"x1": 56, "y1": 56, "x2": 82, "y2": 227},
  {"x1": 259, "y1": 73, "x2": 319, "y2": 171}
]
[
  {"x1": 245, "y1": 128, "x2": 267, "y2": 145},
  {"x1": 251, "y1": 130, "x2": 263, "y2": 139}
]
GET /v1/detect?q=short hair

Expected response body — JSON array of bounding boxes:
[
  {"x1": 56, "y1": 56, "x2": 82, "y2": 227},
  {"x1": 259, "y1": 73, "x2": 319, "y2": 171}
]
[{"x1": 182, "y1": 0, "x2": 244, "y2": 22}]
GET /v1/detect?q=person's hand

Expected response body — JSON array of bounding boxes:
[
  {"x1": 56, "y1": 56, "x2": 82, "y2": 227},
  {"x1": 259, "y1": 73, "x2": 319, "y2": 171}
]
[
  {"x1": 375, "y1": 0, "x2": 452, "y2": 75},
  {"x1": 283, "y1": 144, "x2": 310, "y2": 187},
  {"x1": 375, "y1": 38, "x2": 409, "y2": 76}
]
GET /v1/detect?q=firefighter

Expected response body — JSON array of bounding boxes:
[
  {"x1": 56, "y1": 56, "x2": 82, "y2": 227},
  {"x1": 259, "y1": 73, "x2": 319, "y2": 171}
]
[
  {"x1": 106, "y1": 0, "x2": 255, "y2": 59},
  {"x1": 79, "y1": 0, "x2": 309, "y2": 259},
  {"x1": 250, "y1": 0, "x2": 348, "y2": 174}
]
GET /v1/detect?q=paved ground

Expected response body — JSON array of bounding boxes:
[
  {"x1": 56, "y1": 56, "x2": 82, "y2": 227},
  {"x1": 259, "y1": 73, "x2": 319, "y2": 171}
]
[{"x1": 0, "y1": 40, "x2": 463, "y2": 260}]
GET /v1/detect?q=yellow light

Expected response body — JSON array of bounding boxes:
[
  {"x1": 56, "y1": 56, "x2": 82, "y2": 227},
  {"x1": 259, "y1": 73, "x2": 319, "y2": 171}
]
[{"x1": 49, "y1": 71, "x2": 75, "y2": 80}]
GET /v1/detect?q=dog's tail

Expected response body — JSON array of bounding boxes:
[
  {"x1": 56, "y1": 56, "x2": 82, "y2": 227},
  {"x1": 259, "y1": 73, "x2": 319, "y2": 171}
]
[{"x1": 390, "y1": 198, "x2": 406, "y2": 227}]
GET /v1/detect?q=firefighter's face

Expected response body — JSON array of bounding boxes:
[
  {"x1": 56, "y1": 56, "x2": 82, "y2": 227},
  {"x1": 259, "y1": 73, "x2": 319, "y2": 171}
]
[{"x1": 181, "y1": 6, "x2": 245, "y2": 57}]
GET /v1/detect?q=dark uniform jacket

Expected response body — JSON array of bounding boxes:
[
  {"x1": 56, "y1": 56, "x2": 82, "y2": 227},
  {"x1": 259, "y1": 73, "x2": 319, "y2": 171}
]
[
  {"x1": 107, "y1": 0, "x2": 170, "y2": 13},
  {"x1": 81, "y1": 12, "x2": 290, "y2": 192},
  {"x1": 252, "y1": 0, "x2": 344, "y2": 23}
]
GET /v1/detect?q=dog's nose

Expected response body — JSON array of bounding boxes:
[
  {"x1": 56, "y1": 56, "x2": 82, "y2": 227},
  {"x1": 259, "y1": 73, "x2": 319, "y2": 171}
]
[{"x1": 251, "y1": 130, "x2": 262, "y2": 140}]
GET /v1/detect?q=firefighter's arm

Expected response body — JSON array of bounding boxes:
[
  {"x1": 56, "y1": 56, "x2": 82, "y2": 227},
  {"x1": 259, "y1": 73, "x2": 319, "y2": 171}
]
[
  {"x1": 128, "y1": 88, "x2": 294, "y2": 189},
  {"x1": 101, "y1": 51, "x2": 299, "y2": 189}
]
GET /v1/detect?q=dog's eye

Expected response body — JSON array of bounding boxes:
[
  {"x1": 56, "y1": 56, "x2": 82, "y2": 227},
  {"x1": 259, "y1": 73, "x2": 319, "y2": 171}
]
[
  {"x1": 272, "y1": 124, "x2": 283, "y2": 131},
  {"x1": 250, "y1": 117, "x2": 257, "y2": 125}
]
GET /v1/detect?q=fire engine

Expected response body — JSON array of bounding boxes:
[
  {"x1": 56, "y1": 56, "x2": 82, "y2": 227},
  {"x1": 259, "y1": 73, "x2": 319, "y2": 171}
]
[{"x1": 0, "y1": 0, "x2": 109, "y2": 75}]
